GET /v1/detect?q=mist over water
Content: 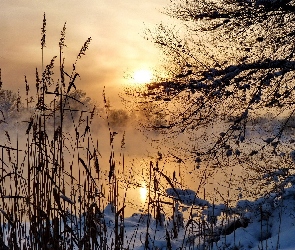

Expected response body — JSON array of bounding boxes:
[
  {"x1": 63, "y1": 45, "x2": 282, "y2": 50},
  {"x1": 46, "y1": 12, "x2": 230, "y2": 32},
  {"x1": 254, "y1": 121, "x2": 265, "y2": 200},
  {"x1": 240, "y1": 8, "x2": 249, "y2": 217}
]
[{"x1": 0, "y1": 84, "x2": 247, "y2": 220}]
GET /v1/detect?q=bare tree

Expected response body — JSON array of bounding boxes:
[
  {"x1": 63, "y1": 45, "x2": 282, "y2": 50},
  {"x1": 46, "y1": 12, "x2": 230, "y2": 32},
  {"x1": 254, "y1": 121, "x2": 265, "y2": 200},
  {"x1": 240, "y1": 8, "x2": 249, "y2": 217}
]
[
  {"x1": 138, "y1": 0, "x2": 295, "y2": 199},
  {"x1": 0, "y1": 89, "x2": 23, "y2": 122}
]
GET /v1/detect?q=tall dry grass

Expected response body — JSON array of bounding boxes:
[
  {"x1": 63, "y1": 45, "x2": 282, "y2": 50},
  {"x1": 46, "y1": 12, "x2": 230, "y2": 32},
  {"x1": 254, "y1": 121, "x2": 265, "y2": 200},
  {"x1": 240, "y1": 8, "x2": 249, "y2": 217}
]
[{"x1": 0, "y1": 15, "x2": 122, "y2": 249}]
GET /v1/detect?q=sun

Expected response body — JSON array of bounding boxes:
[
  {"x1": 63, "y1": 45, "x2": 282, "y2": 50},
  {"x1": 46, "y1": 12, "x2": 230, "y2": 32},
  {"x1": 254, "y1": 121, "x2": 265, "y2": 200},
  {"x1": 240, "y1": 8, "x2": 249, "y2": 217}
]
[{"x1": 133, "y1": 69, "x2": 153, "y2": 84}]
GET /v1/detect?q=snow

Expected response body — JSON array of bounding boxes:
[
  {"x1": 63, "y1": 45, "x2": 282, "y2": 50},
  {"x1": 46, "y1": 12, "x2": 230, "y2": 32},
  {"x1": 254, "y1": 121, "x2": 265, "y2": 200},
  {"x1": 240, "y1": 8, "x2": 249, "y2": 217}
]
[
  {"x1": 93, "y1": 182, "x2": 295, "y2": 249},
  {"x1": 2, "y1": 184, "x2": 295, "y2": 249},
  {"x1": 68, "y1": 185, "x2": 295, "y2": 249}
]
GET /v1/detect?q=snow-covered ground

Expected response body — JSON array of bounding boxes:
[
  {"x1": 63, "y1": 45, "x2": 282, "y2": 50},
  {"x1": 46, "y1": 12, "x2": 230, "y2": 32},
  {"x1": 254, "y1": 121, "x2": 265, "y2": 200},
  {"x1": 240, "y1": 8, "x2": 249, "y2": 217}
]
[
  {"x1": 57, "y1": 185, "x2": 295, "y2": 249},
  {"x1": 122, "y1": 185, "x2": 295, "y2": 249}
]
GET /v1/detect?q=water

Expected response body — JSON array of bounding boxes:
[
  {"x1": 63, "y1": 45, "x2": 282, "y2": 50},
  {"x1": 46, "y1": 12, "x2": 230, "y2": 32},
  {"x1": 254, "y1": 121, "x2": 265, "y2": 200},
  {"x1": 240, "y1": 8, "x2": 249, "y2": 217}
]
[{"x1": 0, "y1": 102, "x2": 247, "y2": 226}]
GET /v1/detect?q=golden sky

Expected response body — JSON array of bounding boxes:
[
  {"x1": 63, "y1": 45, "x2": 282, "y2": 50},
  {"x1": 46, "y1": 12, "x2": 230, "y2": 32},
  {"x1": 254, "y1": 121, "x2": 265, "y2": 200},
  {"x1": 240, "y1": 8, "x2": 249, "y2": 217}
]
[{"x1": 0, "y1": 0, "x2": 171, "y2": 106}]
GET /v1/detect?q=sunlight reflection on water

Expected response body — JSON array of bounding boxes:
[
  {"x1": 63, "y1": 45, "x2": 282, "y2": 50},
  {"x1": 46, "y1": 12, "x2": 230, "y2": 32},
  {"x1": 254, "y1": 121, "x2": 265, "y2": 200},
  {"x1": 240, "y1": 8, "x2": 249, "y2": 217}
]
[{"x1": 139, "y1": 183, "x2": 148, "y2": 202}]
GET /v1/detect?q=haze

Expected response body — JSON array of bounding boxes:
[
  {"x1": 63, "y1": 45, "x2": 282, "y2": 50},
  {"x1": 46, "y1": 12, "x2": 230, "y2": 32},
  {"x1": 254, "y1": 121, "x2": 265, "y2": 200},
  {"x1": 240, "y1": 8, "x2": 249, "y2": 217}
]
[{"x1": 0, "y1": 0, "x2": 171, "y2": 106}]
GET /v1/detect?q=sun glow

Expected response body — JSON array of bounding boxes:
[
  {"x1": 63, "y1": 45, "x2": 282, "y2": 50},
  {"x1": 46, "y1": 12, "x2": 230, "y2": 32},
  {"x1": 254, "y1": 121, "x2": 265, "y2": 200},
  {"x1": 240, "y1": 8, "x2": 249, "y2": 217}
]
[
  {"x1": 133, "y1": 69, "x2": 153, "y2": 84},
  {"x1": 139, "y1": 184, "x2": 148, "y2": 202}
]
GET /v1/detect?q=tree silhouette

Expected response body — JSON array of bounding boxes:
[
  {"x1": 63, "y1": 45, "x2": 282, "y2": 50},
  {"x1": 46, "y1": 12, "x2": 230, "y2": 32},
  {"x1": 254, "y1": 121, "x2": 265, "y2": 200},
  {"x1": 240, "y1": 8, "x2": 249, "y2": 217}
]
[
  {"x1": 0, "y1": 89, "x2": 22, "y2": 122},
  {"x1": 139, "y1": 0, "x2": 295, "y2": 199}
]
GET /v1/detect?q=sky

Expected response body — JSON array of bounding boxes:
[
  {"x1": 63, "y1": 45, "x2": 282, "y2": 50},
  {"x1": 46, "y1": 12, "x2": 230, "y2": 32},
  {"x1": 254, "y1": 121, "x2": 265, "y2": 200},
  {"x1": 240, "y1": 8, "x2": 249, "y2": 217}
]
[{"x1": 0, "y1": 0, "x2": 172, "y2": 106}]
